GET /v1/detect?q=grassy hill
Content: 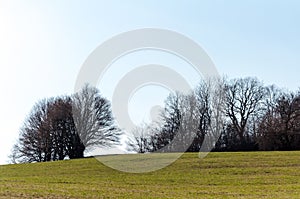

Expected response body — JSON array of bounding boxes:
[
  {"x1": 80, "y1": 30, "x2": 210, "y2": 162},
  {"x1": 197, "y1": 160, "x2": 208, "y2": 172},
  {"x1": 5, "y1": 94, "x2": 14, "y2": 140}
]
[{"x1": 0, "y1": 152, "x2": 299, "y2": 198}]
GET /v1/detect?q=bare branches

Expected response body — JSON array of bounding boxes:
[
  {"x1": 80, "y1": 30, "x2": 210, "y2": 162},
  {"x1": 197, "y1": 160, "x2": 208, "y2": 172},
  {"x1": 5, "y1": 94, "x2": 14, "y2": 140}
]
[
  {"x1": 12, "y1": 85, "x2": 122, "y2": 163},
  {"x1": 258, "y1": 91, "x2": 300, "y2": 150},
  {"x1": 10, "y1": 77, "x2": 300, "y2": 163},
  {"x1": 72, "y1": 84, "x2": 121, "y2": 150},
  {"x1": 224, "y1": 77, "x2": 265, "y2": 145}
]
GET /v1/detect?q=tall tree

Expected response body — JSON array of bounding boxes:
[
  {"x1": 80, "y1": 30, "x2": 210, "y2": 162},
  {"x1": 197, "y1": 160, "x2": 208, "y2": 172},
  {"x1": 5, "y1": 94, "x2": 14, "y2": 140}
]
[
  {"x1": 149, "y1": 92, "x2": 183, "y2": 152},
  {"x1": 15, "y1": 99, "x2": 53, "y2": 162},
  {"x1": 224, "y1": 77, "x2": 265, "y2": 150},
  {"x1": 48, "y1": 97, "x2": 74, "y2": 160},
  {"x1": 72, "y1": 84, "x2": 121, "y2": 157}
]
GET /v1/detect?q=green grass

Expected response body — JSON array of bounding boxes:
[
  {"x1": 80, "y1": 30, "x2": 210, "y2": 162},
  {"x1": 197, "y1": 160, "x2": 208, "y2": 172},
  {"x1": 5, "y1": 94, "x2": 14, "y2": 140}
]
[{"x1": 0, "y1": 151, "x2": 299, "y2": 198}]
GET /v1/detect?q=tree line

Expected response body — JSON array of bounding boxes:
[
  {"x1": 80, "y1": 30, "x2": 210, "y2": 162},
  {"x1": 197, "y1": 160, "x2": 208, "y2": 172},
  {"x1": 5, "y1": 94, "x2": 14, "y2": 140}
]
[
  {"x1": 11, "y1": 77, "x2": 300, "y2": 163},
  {"x1": 127, "y1": 77, "x2": 300, "y2": 153}
]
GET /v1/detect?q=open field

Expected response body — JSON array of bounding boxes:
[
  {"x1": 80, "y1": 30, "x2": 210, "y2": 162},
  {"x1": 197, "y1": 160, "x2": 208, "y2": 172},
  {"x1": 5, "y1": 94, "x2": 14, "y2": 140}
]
[{"x1": 0, "y1": 151, "x2": 299, "y2": 198}]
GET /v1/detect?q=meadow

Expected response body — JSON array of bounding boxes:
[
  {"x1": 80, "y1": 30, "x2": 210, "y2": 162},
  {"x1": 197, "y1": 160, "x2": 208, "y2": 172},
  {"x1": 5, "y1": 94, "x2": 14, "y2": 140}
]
[{"x1": 0, "y1": 151, "x2": 299, "y2": 198}]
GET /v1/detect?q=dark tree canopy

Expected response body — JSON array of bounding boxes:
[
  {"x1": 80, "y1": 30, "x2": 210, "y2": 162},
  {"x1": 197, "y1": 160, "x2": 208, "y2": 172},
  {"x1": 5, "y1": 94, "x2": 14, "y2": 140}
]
[{"x1": 12, "y1": 85, "x2": 121, "y2": 163}]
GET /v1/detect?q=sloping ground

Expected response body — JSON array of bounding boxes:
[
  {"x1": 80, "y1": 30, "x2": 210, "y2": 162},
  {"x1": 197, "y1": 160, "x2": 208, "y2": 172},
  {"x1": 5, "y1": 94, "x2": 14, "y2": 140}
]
[{"x1": 0, "y1": 152, "x2": 299, "y2": 198}]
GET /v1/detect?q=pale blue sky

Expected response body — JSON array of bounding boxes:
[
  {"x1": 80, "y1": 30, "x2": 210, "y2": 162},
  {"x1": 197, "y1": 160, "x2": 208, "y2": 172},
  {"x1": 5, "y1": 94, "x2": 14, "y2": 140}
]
[{"x1": 0, "y1": 0, "x2": 299, "y2": 164}]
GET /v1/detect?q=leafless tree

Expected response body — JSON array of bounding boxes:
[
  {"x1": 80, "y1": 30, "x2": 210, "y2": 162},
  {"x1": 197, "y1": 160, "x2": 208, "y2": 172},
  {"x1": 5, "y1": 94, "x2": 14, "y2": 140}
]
[
  {"x1": 15, "y1": 99, "x2": 53, "y2": 162},
  {"x1": 258, "y1": 91, "x2": 300, "y2": 150},
  {"x1": 48, "y1": 97, "x2": 74, "y2": 160},
  {"x1": 12, "y1": 85, "x2": 121, "y2": 163},
  {"x1": 224, "y1": 77, "x2": 265, "y2": 150},
  {"x1": 148, "y1": 92, "x2": 184, "y2": 152},
  {"x1": 144, "y1": 78, "x2": 225, "y2": 153},
  {"x1": 72, "y1": 84, "x2": 121, "y2": 156},
  {"x1": 126, "y1": 123, "x2": 153, "y2": 153}
]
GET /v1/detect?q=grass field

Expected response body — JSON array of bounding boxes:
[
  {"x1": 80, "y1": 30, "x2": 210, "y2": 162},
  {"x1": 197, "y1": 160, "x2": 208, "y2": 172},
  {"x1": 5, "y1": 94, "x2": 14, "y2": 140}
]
[{"x1": 0, "y1": 151, "x2": 299, "y2": 198}]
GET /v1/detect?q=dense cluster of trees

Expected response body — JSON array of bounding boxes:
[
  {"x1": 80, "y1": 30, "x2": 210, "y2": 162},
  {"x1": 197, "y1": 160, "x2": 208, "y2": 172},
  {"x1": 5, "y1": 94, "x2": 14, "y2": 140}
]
[
  {"x1": 128, "y1": 77, "x2": 300, "y2": 153},
  {"x1": 11, "y1": 77, "x2": 299, "y2": 163},
  {"x1": 257, "y1": 90, "x2": 300, "y2": 150},
  {"x1": 11, "y1": 85, "x2": 120, "y2": 163}
]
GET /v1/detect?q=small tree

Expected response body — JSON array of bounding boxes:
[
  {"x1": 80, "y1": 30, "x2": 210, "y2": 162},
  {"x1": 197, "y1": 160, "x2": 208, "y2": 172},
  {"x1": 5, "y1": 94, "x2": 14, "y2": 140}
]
[{"x1": 126, "y1": 124, "x2": 153, "y2": 153}]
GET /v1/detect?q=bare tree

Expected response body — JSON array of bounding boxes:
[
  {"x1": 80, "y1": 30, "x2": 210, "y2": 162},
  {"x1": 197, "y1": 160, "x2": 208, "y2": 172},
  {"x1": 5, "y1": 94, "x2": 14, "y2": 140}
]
[
  {"x1": 8, "y1": 143, "x2": 19, "y2": 164},
  {"x1": 48, "y1": 97, "x2": 74, "y2": 160},
  {"x1": 149, "y1": 92, "x2": 189, "y2": 152},
  {"x1": 258, "y1": 91, "x2": 300, "y2": 150},
  {"x1": 143, "y1": 78, "x2": 225, "y2": 153},
  {"x1": 12, "y1": 85, "x2": 121, "y2": 163},
  {"x1": 135, "y1": 92, "x2": 195, "y2": 153},
  {"x1": 191, "y1": 78, "x2": 226, "y2": 152},
  {"x1": 224, "y1": 77, "x2": 265, "y2": 150},
  {"x1": 72, "y1": 84, "x2": 121, "y2": 157},
  {"x1": 14, "y1": 97, "x2": 75, "y2": 163},
  {"x1": 126, "y1": 123, "x2": 153, "y2": 153},
  {"x1": 15, "y1": 99, "x2": 53, "y2": 162},
  {"x1": 202, "y1": 78, "x2": 226, "y2": 152},
  {"x1": 187, "y1": 80, "x2": 211, "y2": 152}
]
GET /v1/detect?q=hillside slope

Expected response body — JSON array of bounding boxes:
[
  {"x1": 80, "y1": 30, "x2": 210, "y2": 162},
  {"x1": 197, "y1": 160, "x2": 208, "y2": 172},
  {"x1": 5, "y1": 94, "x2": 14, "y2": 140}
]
[{"x1": 0, "y1": 152, "x2": 299, "y2": 198}]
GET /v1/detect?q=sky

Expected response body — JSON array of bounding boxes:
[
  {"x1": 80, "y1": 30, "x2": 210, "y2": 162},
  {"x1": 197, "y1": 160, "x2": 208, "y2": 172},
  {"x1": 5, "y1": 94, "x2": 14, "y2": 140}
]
[{"x1": 0, "y1": 0, "x2": 299, "y2": 164}]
